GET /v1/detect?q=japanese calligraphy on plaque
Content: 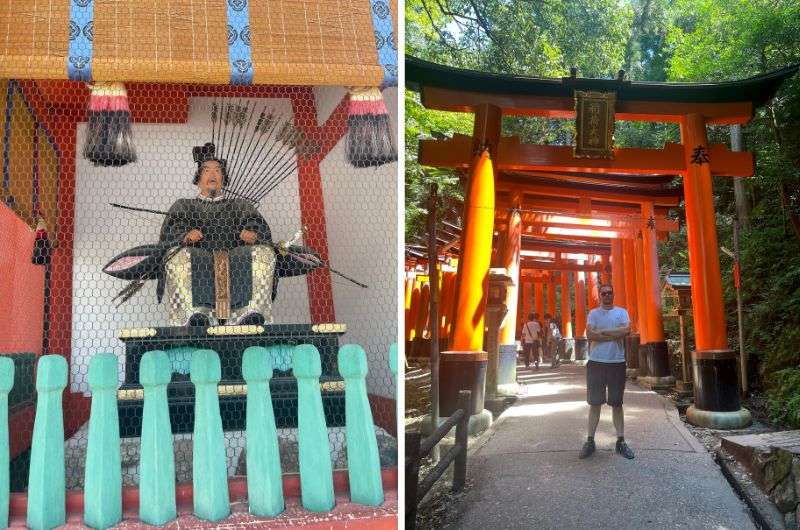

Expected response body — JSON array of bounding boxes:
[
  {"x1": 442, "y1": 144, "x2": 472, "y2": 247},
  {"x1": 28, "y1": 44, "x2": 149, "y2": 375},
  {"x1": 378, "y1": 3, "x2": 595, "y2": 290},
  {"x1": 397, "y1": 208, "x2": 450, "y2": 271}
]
[{"x1": 574, "y1": 90, "x2": 616, "y2": 159}]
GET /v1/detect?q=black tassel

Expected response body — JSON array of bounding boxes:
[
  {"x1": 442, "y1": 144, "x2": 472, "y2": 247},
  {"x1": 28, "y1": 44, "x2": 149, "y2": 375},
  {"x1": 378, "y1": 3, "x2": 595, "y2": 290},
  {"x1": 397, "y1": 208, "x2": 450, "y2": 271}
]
[
  {"x1": 346, "y1": 87, "x2": 396, "y2": 168},
  {"x1": 83, "y1": 82, "x2": 137, "y2": 167}
]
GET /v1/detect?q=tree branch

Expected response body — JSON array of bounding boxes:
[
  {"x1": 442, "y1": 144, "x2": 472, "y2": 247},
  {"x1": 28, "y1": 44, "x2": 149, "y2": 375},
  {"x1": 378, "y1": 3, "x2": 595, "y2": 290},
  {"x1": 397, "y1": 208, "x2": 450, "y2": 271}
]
[{"x1": 421, "y1": 0, "x2": 469, "y2": 52}]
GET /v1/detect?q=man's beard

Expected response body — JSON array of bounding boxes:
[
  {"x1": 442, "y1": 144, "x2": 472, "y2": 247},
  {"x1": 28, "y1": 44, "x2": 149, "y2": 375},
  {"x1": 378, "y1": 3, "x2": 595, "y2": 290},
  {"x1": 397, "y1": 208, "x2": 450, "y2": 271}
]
[{"x1": 207, "y1": 188, "x2": 221, "y2": 199}]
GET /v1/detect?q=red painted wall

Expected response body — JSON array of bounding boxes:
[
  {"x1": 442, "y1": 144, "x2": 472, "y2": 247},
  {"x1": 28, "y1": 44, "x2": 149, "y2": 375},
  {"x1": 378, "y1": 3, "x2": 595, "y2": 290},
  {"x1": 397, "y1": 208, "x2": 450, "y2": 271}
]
[{"x1": 0, "y1": 204, "x2": 44, "y2": 354}]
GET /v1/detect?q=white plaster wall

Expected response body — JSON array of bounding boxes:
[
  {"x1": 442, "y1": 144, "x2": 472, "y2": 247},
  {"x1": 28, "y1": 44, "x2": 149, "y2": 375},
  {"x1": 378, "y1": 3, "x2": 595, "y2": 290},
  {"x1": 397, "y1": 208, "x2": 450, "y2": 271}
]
[
  {"x1": 72, "y1": 97, "x2": 309, "y2": 391},
  {"x1": 319, "y1": 87, "x2": 399, "y2": 398},
  {"x1": 312, "y1": 86, "x2": 347, "y2": 127}
]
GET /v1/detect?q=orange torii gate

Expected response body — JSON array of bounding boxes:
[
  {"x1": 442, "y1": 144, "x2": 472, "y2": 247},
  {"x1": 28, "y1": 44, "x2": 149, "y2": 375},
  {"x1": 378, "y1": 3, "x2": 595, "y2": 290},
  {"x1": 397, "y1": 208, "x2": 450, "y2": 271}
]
[
  {"x1": 408, "y1": 55, "x2": 799, "y2": 429},
  {"x1": 493, "y1": 175, "x2": 681, "y2": 384}
]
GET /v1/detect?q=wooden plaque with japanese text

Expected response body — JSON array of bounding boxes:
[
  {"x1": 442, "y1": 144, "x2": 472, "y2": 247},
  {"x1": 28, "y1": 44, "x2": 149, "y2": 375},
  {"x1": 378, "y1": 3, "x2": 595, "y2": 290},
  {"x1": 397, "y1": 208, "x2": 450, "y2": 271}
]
[{"x1": 574, "y1": 90, "x2": 616, "y2": 159}]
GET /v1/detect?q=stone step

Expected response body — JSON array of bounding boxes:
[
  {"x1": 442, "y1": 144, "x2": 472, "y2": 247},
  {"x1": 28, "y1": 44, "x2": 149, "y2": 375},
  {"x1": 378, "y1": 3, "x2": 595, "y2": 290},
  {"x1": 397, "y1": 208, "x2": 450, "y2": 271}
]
[{"x1": 721, "y1": 430, "x2": 800, "y2": 517}]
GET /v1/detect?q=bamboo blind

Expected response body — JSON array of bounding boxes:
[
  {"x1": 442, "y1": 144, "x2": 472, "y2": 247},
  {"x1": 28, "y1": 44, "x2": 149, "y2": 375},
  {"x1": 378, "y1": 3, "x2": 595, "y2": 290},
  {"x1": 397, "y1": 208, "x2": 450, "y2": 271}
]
[{"x1": 0, "y1": 1, "x2": 385, "y2": 86}]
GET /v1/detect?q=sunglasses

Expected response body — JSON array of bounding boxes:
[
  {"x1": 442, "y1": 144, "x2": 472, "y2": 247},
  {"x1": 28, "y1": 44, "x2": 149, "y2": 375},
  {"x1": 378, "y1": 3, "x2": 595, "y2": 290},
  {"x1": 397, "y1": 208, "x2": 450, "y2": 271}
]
[{"x1": 600, "y1": 291, "x2": 613, "y2": 296}]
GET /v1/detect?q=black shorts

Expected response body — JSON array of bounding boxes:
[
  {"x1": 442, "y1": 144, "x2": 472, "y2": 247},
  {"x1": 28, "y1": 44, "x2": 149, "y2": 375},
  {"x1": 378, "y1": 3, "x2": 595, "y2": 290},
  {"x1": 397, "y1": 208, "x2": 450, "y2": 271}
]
[{"x1": 586, "y1": 360, "x2": 626, "y2": 406}]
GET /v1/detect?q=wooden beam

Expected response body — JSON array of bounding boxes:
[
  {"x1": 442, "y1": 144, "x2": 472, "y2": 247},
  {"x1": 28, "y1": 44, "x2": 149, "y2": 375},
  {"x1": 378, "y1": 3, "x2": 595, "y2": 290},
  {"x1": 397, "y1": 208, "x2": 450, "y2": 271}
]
[
  {"x1": 497, "y1": 181, "x2": 682, "y2": 206},
  {"x1": 421, "y1": 86, "x2": 754, "y2": 125},
  {"x1": 517, "y1": 232, "x2": 613, "y2": 243},
  {"x1": 506, "y1": 170, "x2": 672, "y2": 190},
  {"x1": 514, "y1": 218, "x2": 678, "y2": 233},
  {"x1": 496, "y1": 195, "x2": 674, "y2": 216},
  {"x1": 520, "y1": 260, "x2": 604, "y2": 272},
  {"x1": 521, "y1": 241, "x2": 611, "y2": 256},
  {"x1": 420, "y1": 135, "x2": 753, "y2": 177},
  {"x1": 494, "y1": 211, "x2": 678, "y2": 232}
]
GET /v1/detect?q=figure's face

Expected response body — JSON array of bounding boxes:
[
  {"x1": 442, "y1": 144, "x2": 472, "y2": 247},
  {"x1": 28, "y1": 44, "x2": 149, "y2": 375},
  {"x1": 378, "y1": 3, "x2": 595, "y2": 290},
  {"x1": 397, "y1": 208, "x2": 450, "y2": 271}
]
[
  {"x1": 600, "y1": 287, "x2": 614, "y2": 306},
  {"x1": 198, "y1": 161, "x2": 224, "y2": 194}
]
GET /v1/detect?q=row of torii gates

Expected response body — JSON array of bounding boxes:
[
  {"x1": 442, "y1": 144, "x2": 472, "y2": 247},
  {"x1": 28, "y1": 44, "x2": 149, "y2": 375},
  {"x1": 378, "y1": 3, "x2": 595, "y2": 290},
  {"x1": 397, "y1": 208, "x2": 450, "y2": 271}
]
[{"x1": 405, "y1": 56, "x2": 799, "y2": 430}]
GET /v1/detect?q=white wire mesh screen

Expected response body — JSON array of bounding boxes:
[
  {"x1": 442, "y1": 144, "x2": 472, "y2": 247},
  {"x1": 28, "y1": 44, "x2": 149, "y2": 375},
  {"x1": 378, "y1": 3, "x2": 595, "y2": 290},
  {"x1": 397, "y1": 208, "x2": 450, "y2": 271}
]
[{"x1": 0, "y1": 80, "x2": 398, "y2": 492}]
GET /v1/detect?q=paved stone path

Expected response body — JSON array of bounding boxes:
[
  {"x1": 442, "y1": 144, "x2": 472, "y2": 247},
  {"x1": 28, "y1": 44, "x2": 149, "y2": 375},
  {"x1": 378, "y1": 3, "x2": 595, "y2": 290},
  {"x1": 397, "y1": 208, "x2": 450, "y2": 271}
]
[{"x1": 448, "y1": 363, "x2": 756, "y2": 530}]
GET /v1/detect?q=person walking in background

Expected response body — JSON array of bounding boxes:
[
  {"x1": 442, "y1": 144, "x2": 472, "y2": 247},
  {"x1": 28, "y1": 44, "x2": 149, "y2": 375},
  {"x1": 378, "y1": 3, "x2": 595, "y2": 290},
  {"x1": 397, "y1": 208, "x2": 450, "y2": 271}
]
[
  {"x1": 522, "y1": 312, "x2": 542, "y2": 369},
  {"x1": 580, "y1": 284, "x2": 634, "y2": 460},
  {"x1": 543, "y1": 313, "x2": 562, "y2": 368}
]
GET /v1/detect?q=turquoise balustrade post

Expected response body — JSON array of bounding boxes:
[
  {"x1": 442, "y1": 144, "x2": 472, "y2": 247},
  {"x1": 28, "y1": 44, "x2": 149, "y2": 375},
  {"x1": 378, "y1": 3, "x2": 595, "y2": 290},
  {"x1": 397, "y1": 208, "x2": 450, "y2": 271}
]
[
  {"x1": 242, "y1": 346, "x2": 284, "y2": 517},
  {"x1": 389, "y1": 343, "x2": 398, "y2": 387},
  {"x1": 84, "y1": 353, "x2": 122, "y2": 529},
  {"x1": 292, "y1": 344, "x2": 335, "y2": 512},
  {"x1": 138, "y1": 350, "x2": 176, "y2": 525},
  {"x1": 0, "y1": 357, "x2": 14, "y2": 529},
  {"x1": 191, "y1": 349, "x2": 230, "y2": 521},
  {"x1": 27, "y1": 355, "x2": 67, "y2": 530},
  {"x1": 338, "y1": 345, "x2": 384, "y2": 506}
]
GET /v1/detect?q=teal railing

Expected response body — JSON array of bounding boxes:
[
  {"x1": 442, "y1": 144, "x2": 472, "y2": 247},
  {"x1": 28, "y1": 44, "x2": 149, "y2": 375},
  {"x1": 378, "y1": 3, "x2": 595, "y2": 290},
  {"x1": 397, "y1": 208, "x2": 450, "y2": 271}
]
[{"x1": 0, "y1": 343, "x2": 396, "y2": 529}]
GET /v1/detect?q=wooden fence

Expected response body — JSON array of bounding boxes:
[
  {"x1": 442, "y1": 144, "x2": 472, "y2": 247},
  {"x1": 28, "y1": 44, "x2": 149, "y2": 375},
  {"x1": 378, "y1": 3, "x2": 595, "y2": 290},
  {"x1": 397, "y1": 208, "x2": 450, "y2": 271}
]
[
  {"x1": 405, "y1": 390, "x2": 470, "y2": 530},
  {"x1": 0, "y1": 342, "x2": 396, "y2": 529}
]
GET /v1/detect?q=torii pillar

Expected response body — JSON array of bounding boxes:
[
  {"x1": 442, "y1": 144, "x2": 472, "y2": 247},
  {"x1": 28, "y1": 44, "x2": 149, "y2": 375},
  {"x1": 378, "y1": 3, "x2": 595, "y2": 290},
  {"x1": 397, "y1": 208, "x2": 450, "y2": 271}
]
[
  {"x1": 600, "y1": 255, "x2": 610, "y2": 284},
  {"x1": 574, "y1": 266, "x2": 588, "y2": 360},
  {"x1": 414, "y1": 281, "x2": 431, "y2": 355},
  {"x1": 497, "y1": 204, "x2": 522, "y2": 393},
  {"x1": 574, "y1": 269, "x2": 587, "y2": 337},
  {"x1": 587, "y1": 268, "x2": 600, "y2": 310},
  {"x1": 559, "y1": 268, "x2": 574, "y2": 360},
  {"x1": 633, "y1": 232, "x2": 650, "y2": 375},
  {"x1": 681, "y1": 114, "x2": 750, "y2": 428},
  {"x1": 622, "y1": 239, "x2": 640, "y2": 371},
  {"x1": 440, "y1": 104, "x2": 501, "y2": 431},
  {"x1": 404, "y1": 272, "x2": 416, "y2": 344},
  {"x1": 610, "y1": 239, "x2": 627, "y2": 309},
  {"x1": 521, "y1": 281, "x2": 533, "y2": 331},
  {"x1": 439, "y1": 271, "x2": 457, "y2": 352},
  {"x1": 639, "y1": 201, "x2": 673, "y2": 386},
  {"x1": 535, "y1": 282, "x2": 545, "y2": 317},
  {"x1": 406, "y1": 277, "x2": 421, "y2": 355}
]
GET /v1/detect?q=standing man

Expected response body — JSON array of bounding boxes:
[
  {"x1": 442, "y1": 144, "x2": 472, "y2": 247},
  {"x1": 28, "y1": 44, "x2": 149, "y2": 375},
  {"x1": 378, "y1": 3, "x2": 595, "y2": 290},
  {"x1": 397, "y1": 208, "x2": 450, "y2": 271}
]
[
  {"x1": 579, "y1": 284, "x2": 635, "y2": 459},
  {"x1": 521, "y1": 312, "x2": 542, "y2": 369}
]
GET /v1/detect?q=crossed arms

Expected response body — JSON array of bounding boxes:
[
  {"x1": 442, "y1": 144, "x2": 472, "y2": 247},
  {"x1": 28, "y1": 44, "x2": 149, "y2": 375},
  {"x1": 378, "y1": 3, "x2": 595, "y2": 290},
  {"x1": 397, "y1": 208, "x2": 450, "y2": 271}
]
[{"x1": 586, "y1": 324, "x2": 630, "y2": 342}]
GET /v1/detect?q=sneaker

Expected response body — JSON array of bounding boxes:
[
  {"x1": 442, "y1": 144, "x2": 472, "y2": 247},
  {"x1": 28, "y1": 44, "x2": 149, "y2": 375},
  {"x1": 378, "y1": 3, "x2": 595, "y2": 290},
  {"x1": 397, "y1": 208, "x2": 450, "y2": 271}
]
[
  {"x1": 579, "y1": 439, "x2": 595, "y2": 459},
  {"x1": 616, "y1": 440, "x2": 635, "y2": 460}
]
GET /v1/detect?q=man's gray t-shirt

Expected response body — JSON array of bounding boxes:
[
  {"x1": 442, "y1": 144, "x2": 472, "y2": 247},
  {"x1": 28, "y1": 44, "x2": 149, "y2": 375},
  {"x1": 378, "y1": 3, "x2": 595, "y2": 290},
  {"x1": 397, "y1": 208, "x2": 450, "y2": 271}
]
[{"x1": 587, "y1": 306, "x2": 630, "y2": 363}]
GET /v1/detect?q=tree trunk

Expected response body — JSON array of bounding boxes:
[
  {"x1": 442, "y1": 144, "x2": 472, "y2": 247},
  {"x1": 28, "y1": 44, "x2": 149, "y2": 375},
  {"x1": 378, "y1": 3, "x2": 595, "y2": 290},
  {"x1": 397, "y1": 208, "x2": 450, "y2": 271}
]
[{"x1": 730, "y1": 125, "x2": 749, "y2": 230}]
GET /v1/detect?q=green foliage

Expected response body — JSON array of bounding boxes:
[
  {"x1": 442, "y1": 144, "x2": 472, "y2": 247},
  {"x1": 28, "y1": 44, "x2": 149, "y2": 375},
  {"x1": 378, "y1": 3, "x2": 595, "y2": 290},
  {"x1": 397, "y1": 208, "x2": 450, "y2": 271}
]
[
  {"x1": 767, "y1": 368, "x2": 800, "y2": 428},
  {"x1": 404, "y1": 90, "x2": 469, "y2": 236}
]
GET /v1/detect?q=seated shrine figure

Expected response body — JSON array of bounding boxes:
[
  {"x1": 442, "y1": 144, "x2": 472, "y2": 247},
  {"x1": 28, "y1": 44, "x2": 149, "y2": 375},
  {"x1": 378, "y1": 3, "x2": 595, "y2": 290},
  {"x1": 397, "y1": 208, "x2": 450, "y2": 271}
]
[
  {"x1": 103, "y1": 143, "x2": 322, "y2": 327},
  {"x1": 159, "y1": 145, "x2": 275, "y2": 327}
]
